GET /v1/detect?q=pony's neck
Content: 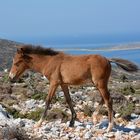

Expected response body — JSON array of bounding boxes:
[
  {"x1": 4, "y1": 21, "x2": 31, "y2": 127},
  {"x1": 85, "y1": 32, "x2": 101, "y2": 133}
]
[{"x1": 29, "y1": 54, "x2": 50, "y2": 75}]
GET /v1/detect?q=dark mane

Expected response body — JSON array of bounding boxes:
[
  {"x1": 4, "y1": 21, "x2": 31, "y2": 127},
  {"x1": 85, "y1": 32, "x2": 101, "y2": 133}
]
[{"x1": 18, "y1": 45, "x2": 59, "y2": 56}]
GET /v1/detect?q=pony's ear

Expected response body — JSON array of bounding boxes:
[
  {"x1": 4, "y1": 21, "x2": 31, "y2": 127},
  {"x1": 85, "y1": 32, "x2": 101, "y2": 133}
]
[{"x1": 17, "y1": 47, "x2": 24, "y2": 55}]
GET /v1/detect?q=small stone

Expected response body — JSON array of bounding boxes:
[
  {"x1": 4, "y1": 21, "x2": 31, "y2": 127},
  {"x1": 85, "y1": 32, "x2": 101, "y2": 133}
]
[
  {"x1": 129, "y1": 131, "x2": 135, "y2": 136},
  {"x1": 54, "y1": 119, "x2": 62, "y2": 124},
  {"x1": 44, "y1": 126, "x2": 51, "y2": 131},
  {"x1": 131, "y1": 113, "x2": 139, "y2": 118},
  {"x1": 133, "y1": 133, "x2": 140, "y2": 140},
  {"x1": 25, "y1": 99, "x2": 36, "y2": 109},
  {"x1": 68, "y1": 134, "x2": 75, "y2": 138},
  {"x1": 104, "y1": 132, "x2": 115, "y2": 138},
  {"x1": 126, "y1": 124, "x2": 137, "y2": 130},
  {"x1": 96, "y1": 136, "x2": 106, "y2": 140},
  {"x1": 0, "y1": 105, "x2": 10, "y2": 120},
  {"x1": 57, "y1": 91, "x2": 64, "y2": 97},
  {"x1": 94, "y1": 102, "x2": 100, "y2": 108},
  {"x1": 74, "y1": 121, "x2": 84, "y2": 127},
  {"x1": 84, "y1": 131, "x2": 92, "y2": 139},
  {"x1": 13, "y1": 118, "x2": 25, "y2": 127},
  {"x1": 51, "y1": 126, "x2": 59, "y2": 132},
  {"x1": 99, "y1": 119, "x2": 108, "y2": 129},
  {"x1": 87, "y1": 101, "x2": 93, "y2": 106},
  {"x1": 86, "y1": 124, "x2": 92, "y2": 129},
  {"x1": 115, "y1": 113, "x2": 121, "y2": 118},
  {"x1": 115, "y1": 131, "x2": 122, "y2": 140},
  {"x1": 12, "y1": 104, "x2": 21, "y2": 111},
  {"x1": 75, "y1": 126, "x2": 85, "y2": 131}
]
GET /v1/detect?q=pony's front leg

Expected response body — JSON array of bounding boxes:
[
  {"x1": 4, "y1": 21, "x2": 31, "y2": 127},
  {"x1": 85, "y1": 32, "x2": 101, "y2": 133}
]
[{"x1": 34, "y1": 82, "x2": 58, "y2": 128}]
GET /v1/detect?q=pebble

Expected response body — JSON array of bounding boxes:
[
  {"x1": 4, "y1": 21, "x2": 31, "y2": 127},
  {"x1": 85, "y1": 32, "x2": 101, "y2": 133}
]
[
  {"x1": 44, "y1": 126, "x2": 51, "y2": 131},
  {"x1": 86, "y1": 124, "x2": 92, "y2": 129},
  {"x1": 84, "y1": 131, "x2": 93, "y2": 139},
  {"x1": 115, "y1": 131, "x2": 122, "y2": 140},
  {"x1": 126, "y1": 124, "x2": 137, "y2": 130},
  {"x1": 13, "y1": 118, "x2": 25, "y2": 127},
  {"x1": 51, "y1": 126, "x2": 60, "y2": 132},
  {"x1": 75, "y1": 126, "x2": 85, "y2": 131},
  {"x1": 104, "y1": 132, "x2": 115, "y2": 138},
  {"x1": 75, "y1": 121, "x2": 84, "y2": 127},
  {"x1": 25, "y1": 99, "x2": 36, "y2": 109},
  {"x1": 115, "y1": 113, "x2": 121, "y2": 118}
]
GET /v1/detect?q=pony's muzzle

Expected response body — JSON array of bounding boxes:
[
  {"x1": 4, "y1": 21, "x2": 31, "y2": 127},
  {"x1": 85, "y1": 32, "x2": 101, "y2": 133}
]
[{"x1": 9, "y1": 72, "x2": 16, "y2": 83}]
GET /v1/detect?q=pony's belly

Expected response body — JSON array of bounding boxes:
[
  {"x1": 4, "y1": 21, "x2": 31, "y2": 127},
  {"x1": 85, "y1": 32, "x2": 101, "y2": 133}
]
[
  {"x1": 62, "y1": 76, "x2": 92, "y2": 85},
  {"x1": 60, "y1": 61, "x2": 91, "y2": 85}
]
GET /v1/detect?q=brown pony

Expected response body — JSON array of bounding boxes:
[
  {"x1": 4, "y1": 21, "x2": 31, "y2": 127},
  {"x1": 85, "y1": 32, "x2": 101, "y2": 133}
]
[{"x1": 9, "y1": 45, "x2": 138, "y2": 132}]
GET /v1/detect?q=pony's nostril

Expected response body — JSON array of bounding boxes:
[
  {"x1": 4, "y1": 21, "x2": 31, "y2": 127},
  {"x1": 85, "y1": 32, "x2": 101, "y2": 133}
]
[
  {"x1": 9, "y1": 76, "x2": 16, "y2": 83},
  {"x1": 9, "y1": 72, "x2": 15, "y2": 79},
  {"x1": 10, "y1": 78, "x2": 16, "y2": 83}
]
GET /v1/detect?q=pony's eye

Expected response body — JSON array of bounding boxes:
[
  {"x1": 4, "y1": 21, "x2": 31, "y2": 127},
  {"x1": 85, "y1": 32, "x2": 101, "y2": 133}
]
[
  {"x1": 14, "y1": 63, "x2": 20, "y2": 67},
  {"x1": 14, "y1": 61, "x2": 22, "y2": 67}
]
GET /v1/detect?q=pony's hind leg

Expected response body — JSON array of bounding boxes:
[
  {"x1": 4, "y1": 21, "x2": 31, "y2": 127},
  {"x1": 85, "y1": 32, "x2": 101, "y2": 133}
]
[
  {"x1": 92, "y1": 97, "x2": 104, "y2": 124},
  {"x1": 95, "y1": 80, "x2": 114, "y2": 132},
  {"x1": 61, "y1": 84, "x2": 77, "y2": 127}
]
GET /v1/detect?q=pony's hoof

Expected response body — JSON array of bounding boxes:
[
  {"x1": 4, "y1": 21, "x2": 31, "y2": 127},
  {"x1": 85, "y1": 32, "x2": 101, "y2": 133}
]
[
  {"x1": 34, "y1": 123, "x2": 41, "y2": 128},
  {"x1": 92, "y1": 114, "x2": 98, "y2": 125},
  {"x1": 106, "y1": 128, "x2": 111, "y2": 133},
  {"x1": 69, "y1": 122, "x2": 74, "y2": 127},
  {"x1": 34, "y1": 120, "x2": 43, "y2": 128},
  {"x1": 106, "y1": 124, "x2": 113, "y2": 133}
]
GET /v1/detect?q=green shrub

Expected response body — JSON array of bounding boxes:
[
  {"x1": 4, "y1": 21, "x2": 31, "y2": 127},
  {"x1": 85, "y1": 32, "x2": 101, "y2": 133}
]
[
  {"x1": 25, "y1": 108, "x2": 44, "y2": 121},
  {"x1": 2, "y1": 73, "x2": 9, "y2": 83},
  {"x1": 120, "y1": 74, "x2": 128, "y2": 82},
  {"x1": 7, "y1": 107, "x2": 44, "y2": 121},
  {"x1": 118, "y1": 103, "x2": 134, "y2": 119},
  {"x1": 31, "y1": 92, "x2": 46, "y2": 100},
  {"x1": 83, "y1": 105, "x2": 93, "y2": 117},
  {"x1": 121, "y1": 85, "x2": 135, "y2": 95}
]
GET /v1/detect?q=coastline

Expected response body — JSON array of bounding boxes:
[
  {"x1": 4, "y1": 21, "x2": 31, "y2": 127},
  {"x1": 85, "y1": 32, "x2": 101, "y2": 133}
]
[{"x1": 56, "y1": 45, "x2": 140, "y2": 52}]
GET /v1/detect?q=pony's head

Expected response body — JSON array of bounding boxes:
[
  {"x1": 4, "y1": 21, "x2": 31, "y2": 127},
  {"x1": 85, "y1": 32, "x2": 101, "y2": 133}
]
[{"x1": 9, "y1": 47, "x2": 32, "y2": 82}]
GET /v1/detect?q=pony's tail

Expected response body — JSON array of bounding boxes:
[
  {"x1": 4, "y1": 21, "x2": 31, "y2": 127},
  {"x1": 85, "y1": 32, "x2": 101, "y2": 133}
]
[{"x1": 109, "y1": 58, "x2": 139, "y2": 72}]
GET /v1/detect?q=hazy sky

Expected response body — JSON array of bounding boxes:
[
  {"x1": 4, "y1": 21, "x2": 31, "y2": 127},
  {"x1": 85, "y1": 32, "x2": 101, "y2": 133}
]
[{"x1": 0, "y1": 0, "x2": 140, "y2": 43}]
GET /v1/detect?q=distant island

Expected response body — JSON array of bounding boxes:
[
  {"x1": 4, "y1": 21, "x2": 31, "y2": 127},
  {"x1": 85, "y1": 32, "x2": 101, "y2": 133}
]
[{"x1": 56, "y1": 43, "x2": 140, "y2": 52}]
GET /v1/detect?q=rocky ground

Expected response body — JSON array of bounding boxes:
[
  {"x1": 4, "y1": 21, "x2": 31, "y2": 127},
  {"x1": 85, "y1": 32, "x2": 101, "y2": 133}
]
[{"x1": 0, "y1": 68, "x2": 140, "y2": 140}]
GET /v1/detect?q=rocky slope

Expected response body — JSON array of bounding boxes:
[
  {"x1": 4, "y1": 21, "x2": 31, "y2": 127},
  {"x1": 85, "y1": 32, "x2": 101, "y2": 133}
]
[
  {"x1": 0, "y1": 69, "x2": 140, "y2": 140},
  {"x1": 0, "y1": 39, "x2": 22, "y2": 70}
]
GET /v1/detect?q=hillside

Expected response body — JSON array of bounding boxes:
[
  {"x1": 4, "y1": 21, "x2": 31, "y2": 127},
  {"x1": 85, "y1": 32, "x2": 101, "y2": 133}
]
[
  {"x1": 0, "y1": 38, "x2": 139, "y2": 139},
  {"x1": 0, "y1": 39, "x2": 22, "y2": 70}
]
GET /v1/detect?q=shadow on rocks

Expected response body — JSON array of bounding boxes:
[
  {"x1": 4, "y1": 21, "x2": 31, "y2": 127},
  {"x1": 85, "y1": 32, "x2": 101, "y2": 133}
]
[{"x1": 0, "y1": 125, "x2": 30, "y2": 140}]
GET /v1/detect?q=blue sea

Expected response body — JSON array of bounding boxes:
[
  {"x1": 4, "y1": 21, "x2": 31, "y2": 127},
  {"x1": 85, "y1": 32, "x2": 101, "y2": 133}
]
[
  {"x1": 20, "y1": 34, "x2": 140, "y2": 65},
  {"x1": 45, "y1": 43, "x2": 140, "y2": 65}
]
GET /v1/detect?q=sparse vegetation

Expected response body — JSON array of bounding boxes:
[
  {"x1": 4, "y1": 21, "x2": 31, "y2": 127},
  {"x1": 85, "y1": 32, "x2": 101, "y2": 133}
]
[
  {"x1": 1, "y1": 73, "x2": 9, "y2": 83},
  {"x1": 83, "y1": 105, "x2": 93, "y2": 117},
  {"x1": 31, "y1": 92, "x2": 46, "y2": 100},
  {"x1": 118, "y1": 103, "x2": 135, "y2": 120},
  {"x1": 7, "y1": 107, "x2": 44, "y2": 121},
  {"x1": 47, "y1": 108, "x2": 69, "y2": 122},
  {"x1": 121, "y1": 85, "x2": 135, "y2": 95},
  {"x1": 25, "y1": 108, "x2": 44, "y2": 121},
  {"x1": 120, "y1": 74, "x2": 128, "y2": 82}
]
